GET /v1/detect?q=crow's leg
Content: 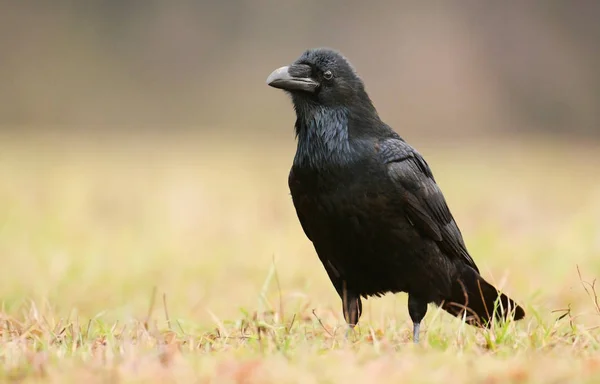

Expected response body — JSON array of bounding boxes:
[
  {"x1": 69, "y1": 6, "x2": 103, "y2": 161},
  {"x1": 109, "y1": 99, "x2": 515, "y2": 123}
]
[
  {"x1": 408, "y1": 295, "x2": 428, "y2": 343},
  {"x1": 343, "y1": 292, "x2": 362, "y2": 327},
  {"x1": 341, "y1": 283, "x2": 362, "y2": 339}
]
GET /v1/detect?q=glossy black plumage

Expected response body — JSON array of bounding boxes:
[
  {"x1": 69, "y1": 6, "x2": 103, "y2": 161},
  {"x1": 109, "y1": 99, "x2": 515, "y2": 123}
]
[{"x1": 267, "y1": 48, "x2": 525, "y2": 341}]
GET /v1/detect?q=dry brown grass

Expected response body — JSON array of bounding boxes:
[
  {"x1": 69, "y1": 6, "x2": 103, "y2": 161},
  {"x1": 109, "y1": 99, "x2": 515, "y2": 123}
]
[{"x1": 0, "y1": 131, "x2": 599, "y2": 383}]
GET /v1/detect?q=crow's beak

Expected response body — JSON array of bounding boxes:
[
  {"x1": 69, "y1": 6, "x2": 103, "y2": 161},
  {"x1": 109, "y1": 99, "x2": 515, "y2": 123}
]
[{"x1": 266, "y1": 65, "x2": 319, "y2": 93}]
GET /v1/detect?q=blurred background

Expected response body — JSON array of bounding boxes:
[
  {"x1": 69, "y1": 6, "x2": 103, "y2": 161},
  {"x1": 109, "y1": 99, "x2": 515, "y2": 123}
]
[
  {"x1": 0, "y1": 1, "x2": 599, "y2": 328},
  {"x1": 2, "y1": 0, "x2": 600, "y2": 138}
]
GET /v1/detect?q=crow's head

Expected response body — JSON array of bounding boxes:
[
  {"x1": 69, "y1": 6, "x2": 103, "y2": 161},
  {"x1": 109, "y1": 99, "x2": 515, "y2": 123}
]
[{"x1": 266, "y1": 48, "x2": 372, "y2": 110}]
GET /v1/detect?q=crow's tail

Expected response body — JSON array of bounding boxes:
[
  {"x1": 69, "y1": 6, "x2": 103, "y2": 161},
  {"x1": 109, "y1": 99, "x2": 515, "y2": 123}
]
[{"x1": 440, "y1": 265, "x2": 525, "y2": 327}]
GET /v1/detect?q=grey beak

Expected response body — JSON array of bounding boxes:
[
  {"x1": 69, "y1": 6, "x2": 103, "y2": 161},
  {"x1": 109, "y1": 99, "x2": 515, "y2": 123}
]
[{"x1": 266, "y1": 65, "x2": 319, "y2": 93}]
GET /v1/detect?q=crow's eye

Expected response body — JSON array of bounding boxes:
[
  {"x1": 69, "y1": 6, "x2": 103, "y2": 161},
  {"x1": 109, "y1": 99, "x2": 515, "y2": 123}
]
[{"x1": 323, "y1": 70, "x2": 333, "y2": 80}]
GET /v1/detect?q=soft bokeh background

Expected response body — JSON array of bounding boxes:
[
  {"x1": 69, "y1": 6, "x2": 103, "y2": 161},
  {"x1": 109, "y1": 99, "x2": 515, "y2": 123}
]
[
  {"x1": 2, "y1": 1, "x2": 600, "y2": 137},
  {"x1": 1, "y1": 1, "x2": 599, "y2": 333}
]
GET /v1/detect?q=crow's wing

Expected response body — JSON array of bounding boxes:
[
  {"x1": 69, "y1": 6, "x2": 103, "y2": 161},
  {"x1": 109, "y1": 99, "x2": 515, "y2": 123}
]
[
  {"x1": 379, "y1": 138, "x2": 479, "y2": 272},
  {"x1": 288, "y1": 168, "x2": 313, "y2": 242}
]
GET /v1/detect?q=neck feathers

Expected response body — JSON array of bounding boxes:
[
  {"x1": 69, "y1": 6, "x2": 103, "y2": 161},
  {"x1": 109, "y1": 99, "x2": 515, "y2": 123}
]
[{"x1": 293, "y1": 106, "x2": 354, "y2": 169}]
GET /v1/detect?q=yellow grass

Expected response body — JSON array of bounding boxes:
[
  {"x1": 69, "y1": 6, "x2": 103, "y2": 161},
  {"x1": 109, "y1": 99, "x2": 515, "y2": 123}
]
[{"x1": 0, "y1": 131, "x2": 599, "y2": 383}]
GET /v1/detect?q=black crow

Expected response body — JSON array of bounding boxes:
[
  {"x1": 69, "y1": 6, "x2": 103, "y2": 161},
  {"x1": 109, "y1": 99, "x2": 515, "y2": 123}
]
[{"x1": 266, "y1": 48, "x2": 525, "y2": 342}]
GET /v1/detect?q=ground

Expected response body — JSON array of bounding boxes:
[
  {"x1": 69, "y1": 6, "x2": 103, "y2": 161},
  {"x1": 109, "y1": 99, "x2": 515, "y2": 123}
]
[{"x1": 0, "y1": 131, "x2": 599, "y2": 383}]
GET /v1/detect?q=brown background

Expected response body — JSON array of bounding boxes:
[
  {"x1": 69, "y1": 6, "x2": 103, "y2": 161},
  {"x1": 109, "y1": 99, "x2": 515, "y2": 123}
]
[{"x1": 1, "y1": 1, "x2": 599, "y2": 140}]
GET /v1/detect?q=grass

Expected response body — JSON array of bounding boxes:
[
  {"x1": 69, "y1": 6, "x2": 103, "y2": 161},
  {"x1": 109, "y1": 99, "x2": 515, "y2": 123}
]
[{"x1": 0, "y1": 131, "x2": 599, "y2": 383}]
